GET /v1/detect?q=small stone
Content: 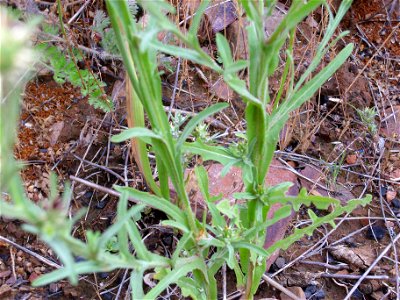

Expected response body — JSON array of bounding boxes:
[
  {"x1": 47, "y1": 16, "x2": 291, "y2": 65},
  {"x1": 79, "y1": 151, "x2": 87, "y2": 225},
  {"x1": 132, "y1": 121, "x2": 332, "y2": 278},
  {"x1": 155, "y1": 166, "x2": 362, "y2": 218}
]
[
  {"x1": 344, "y1": 237, "x2": 357, "y2": 248},
  {"x1": 386, "y1": 190, "x2": 397, "y2": 202},
  {"x1": 75, "y1": 256, "x2": 86, "y2": 263},
  {"x1": 98, "y1": 272, "x2": 109, "y2": 279},
  {"x1": 5, "y1": 275, "x2": 16, "y2": 285},
  {"x1": 304, "y1": 285, "x2": 325, "y2": 300},
  {"x1": 366, "y1": 226, "x2": 386, "y2": 241},
  {"x1": 371, "y1": 291, "x2": 384, "y2": 300},
  {"x1": 352, "y1": 288, "x2": 364, "y2": 299},
  {"x1": 280, "y1": 286, "x2": 306, "y2": 300},
  {"x1": 379, "y1": 186, "x2": 387, "y2": 197},
  {"x1": 29, "y1": 272, "x2": 39, "y2": 282},
  {"x1": 274, "y1": 256, "x2": 286, "y2": 269},
  {"x1": 346, "y1": 154, "x2": 357, "y2": 164},
  {"x1": 95, "y1": 200, "x2": 107, "y2": 209},
  {"x1": 49, "y1": 283, "x2": 59, "y2": 293},
  {"x1": 162, "y1": 234, "x2": 173, "y2": 246},
  {"x1": 0, "y1": 284, "x2": 12, "y2": 297},
  {"x1": 391, "y1": 198, "x2": 400, "y2": 209},
  {"x1": 101, "y1": 292, "x2": 113, "y2": 300},
  {"x1": 84, "y1": 191, "x2": 93, "y2": 199}
]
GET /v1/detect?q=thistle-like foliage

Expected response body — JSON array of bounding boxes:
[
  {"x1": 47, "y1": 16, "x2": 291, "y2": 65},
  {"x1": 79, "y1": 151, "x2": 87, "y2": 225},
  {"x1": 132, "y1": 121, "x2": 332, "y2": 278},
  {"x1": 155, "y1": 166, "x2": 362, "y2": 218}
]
[{"x1": 1, "y1": 2, "x2": 372, "y2": 300}]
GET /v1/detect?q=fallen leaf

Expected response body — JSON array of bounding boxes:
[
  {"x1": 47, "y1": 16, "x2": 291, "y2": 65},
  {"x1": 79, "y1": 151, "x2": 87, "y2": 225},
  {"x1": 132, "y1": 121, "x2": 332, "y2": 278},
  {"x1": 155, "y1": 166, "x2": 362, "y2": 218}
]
[
  {"x1": 210, "y1": 77, "x2": 234, "y2": 101},
  {"x1": 49, "y1": 121, "x2": 64, "y2": 146}
]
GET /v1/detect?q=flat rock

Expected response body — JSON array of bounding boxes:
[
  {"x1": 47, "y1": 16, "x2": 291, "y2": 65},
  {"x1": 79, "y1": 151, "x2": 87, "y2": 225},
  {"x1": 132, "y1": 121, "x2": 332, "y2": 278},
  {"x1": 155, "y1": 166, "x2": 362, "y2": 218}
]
[{"x1": 181, "y1": 158, "x2": 298, "y2": 270}]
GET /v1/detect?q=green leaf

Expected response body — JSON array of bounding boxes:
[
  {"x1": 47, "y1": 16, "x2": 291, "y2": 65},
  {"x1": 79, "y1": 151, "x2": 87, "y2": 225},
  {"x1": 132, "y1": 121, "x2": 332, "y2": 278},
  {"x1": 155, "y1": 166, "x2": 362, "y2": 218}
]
[
  {"x1": 33, "y1": 261, "x2": 105, "y2": 286},
  {"x1": 145, "y1": 257, "x2": 206, "y2": 299},
  {"x1": 114, "y1": 186, "x2": 188, "y2": 228},
  {"x1": 216, "y1": 33, "x2": 234, "y2": 66},
  {"x1": 130, "y1": 269, "x2": 145, "y2": 300},
  {"x1": 269, "y1": 188, "x2": 340, "y2": 211},
  {"x1": 269, "y1": 44, "x2": 354, "y2": 134},
  {"x1": 224, "y1": 60, "x2": 248, "y2": 74},
  {"x1": 177, "y1": 103, "x2": 228, "y2": 149},
  {"x1": 216, "y1": 199, "x2": 238, "y2": 219},
  {"x1": 232, "y1": 241, "x2": 269, "y2": 257},
  {"x1": 178, "y1": 277, "x2": 206, "y2": 300},
  {"x1": 161, "y1": 220, "x2": 190, "y2": 233},
  {"x1": 111, "y1": 127, "x2": 163, "y2": 144},
  {"x1": 195, "y1": 165, "x2": 210, "y2": 202},
  {"x1": 183, "y1": 141, "x2": 236, "y2": 165},
  {"x1": 98, "y1": 198, "x2": 145, "y2": 251}
]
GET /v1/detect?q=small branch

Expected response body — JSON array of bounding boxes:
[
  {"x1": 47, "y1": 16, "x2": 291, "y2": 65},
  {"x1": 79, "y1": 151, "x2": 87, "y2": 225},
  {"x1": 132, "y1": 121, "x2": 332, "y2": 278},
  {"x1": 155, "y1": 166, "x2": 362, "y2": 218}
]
[
  {"x1": 262, "y1": 274, "x2": 302, "y2": 300},
  {"x1": 0, "y1": 235, "x2": 61, "y2": 269}
]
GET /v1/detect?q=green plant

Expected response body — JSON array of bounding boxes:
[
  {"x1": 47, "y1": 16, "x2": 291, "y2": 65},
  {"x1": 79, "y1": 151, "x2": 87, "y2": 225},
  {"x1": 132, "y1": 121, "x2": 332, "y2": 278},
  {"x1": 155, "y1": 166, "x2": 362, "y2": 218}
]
[
  {"x1": 104, "y1": 0, "x2": 371, "y2": 298},
  {"x1": 90, "y1": 1, "x2": 138, "y2": 55},
  {"x1": 356, "y1": 106, "x2": 378, "y2": 135},
  {"x1": 34, "y1": 5, "x2": 113, "y2": 112},
  {"x1": 1, "y1": 1, "x2": 372, "y2": 300},
  {"x1": 36, "y1": 43, "x2": 113, "y2": 112}
]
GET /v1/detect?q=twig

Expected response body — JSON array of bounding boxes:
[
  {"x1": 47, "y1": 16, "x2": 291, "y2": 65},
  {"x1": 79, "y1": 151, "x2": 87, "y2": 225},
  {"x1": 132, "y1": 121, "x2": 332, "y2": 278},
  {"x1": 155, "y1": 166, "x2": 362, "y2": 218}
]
[
  {"x1": 68, "y1": 0, "x2": 90, "y2": 24},
  {"x1": 222, "y1": 262, "x2": 227, "y2": 300},
  {"x1": 321, "y1": 273, "x2": 398, "y2": 282},
  {"x1": 0, "y1": 235, "x2": 60, "y2": 269},
  {"x1": 300, "y1": 260, "x2": 348, "y2": 270},
  {"x1": 73, "y1": 154, "x2": 126, "y2": 183},
  {"x1": 262, "y1": 274, "x2": 302, "y2": 300},
  {"x1": 168, "y1": 56, "x2": 181, "y2": 120},
  {"x1": 70, "y1": 175, "x2": 122, "y2": 198}
]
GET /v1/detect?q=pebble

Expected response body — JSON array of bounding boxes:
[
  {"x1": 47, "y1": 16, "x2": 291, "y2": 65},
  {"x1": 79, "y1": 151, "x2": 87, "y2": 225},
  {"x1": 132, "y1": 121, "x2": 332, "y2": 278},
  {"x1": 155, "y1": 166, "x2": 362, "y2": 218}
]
[
  {"x1": 98, "y1": 272, "x2": 109, "y2": 279},
  {"x1": 391, "y1": 198, "x2": 400, "y2": 209},
  {"x1": 101, "y1": 292, "x2": 114, "y2": 300},
  {"x1": 75, "y1": 256, "x2": 86, "y2": 263},
  {"x1": 344, "y1": 237, "x2": 357, "y2": 248},
  {"x1": 304, "y1": 285, "x2": 325, "y2": 300},
  {"x1": 84, "y1": 191, "x2": 93, "y2": 199},
  {"x1": 49, "y1": 283, "x2": 59, "y2": 293},
  {"x1": 274, "y1": 256, "x2": 286, "y2": 269},
  {"x1": 379, "y1": 186, "x2": 387, "y2": 197},
  {"x1": 386, "y1": 191, "x2": 397, "y2": 202},
  {"x1": 352, "y1": 288, "x2": 364, "y2": 299},
  {"x1": 366, "y1": 226, "x2": 386, "y2": 241},
  {"x1": 95, "y1": 200, "x2": 107, "y2": 209},
  {"x1": 162, "y1": 234, "x2": 173, "y2": 246}
]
